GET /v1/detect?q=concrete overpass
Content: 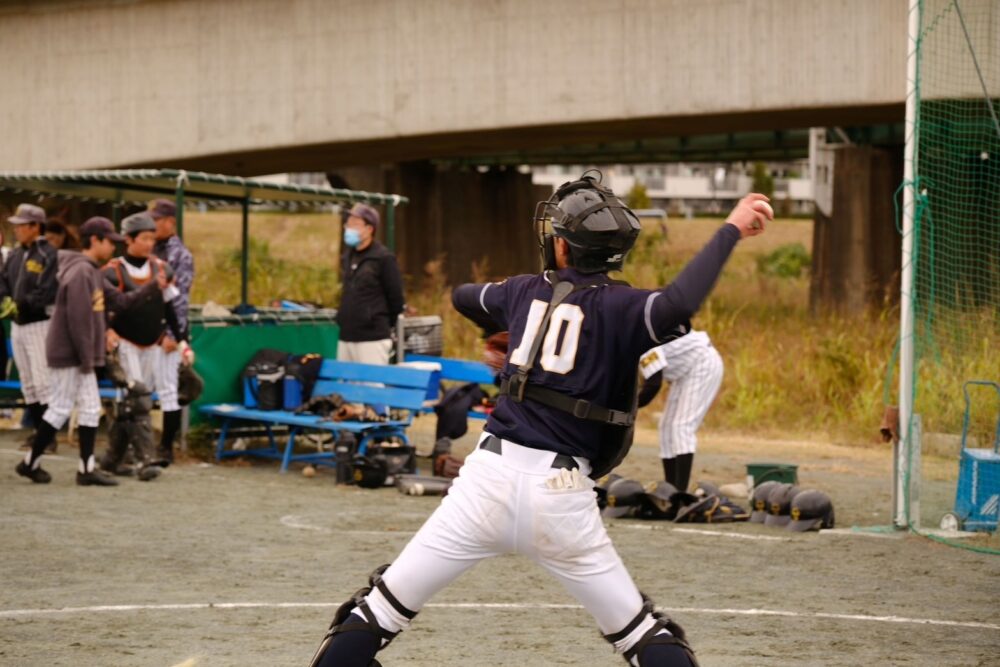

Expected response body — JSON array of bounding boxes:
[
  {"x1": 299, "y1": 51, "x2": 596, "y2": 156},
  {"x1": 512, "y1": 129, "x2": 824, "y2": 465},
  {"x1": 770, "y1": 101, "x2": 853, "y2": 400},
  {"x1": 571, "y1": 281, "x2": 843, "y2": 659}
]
[
  {"x1": 0, "y1": 0, "x2": 927, "y2": 305},
  {"x1": 1, "y1": 0, "x2": 910, "y2": 174}
]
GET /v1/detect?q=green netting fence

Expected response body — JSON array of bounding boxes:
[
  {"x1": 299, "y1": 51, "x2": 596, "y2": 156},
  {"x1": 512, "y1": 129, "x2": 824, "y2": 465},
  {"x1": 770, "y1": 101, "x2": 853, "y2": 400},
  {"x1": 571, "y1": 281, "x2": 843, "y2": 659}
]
[{"x1": 893, "y1": 0, "x2": 1000, "y2": 553}]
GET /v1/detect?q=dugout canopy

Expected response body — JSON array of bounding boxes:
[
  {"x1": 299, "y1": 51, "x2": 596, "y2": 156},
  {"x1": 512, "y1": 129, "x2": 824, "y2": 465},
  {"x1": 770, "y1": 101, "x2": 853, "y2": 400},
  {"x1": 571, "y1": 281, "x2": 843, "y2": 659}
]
[{"x1": 0, "y1": 169, "x2": 408, "y2": 309}]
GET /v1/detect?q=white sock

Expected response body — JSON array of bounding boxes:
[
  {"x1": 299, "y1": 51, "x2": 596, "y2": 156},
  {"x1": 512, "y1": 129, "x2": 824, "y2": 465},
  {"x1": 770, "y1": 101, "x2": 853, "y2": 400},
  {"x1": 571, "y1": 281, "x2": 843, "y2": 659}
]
[{"x1": 79, "y1": 455, "x2": 95, "y2": 474}]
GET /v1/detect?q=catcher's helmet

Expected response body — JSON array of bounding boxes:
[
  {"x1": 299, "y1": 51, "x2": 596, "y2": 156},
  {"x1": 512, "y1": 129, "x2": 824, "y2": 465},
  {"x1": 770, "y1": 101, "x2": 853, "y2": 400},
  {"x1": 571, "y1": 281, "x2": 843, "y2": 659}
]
[{"x1": 534, "y1": 170, "x2": 641, "y2": 273}]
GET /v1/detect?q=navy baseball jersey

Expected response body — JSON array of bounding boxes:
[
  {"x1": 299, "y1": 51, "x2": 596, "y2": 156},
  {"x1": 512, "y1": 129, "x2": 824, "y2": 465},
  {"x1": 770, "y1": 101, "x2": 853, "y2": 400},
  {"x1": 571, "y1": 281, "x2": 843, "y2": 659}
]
[{"x1": 452, "y1": 223, "x2": 741, "y2": 461}]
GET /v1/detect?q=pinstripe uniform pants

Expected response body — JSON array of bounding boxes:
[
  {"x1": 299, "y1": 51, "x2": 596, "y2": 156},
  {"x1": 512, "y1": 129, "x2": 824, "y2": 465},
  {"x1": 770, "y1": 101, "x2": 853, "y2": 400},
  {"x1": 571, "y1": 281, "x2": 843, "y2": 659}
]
[
  {"x1": 11, "y1": 320, "x2": 51, "y2": 405},
  {"x1": 657, "y1": 331, "x2": 724, "y2": 459},
  {"x1": 117, "y1": 339, "x2": 180, "y2": 412},
  {"x1": 43, "y1": 366, "x2": 101, "y2": 429}
]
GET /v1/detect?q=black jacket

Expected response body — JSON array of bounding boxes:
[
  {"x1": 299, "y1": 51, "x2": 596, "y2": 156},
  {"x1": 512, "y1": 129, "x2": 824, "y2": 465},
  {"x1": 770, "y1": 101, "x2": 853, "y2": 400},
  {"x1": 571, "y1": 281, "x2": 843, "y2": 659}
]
[
  {"x1": 337, "y1": 241, "x2": 404, "y2": 342},
  {"x1": 1, "y1": 238, "x2": 58, "y2": 325}
]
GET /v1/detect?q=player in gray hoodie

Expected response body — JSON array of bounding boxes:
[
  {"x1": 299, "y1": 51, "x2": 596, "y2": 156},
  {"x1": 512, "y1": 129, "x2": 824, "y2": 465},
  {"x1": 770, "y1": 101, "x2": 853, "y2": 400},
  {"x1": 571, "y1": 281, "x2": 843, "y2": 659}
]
[{"x1": 16, "y1": 217, "x2": 166, "y2": 486}]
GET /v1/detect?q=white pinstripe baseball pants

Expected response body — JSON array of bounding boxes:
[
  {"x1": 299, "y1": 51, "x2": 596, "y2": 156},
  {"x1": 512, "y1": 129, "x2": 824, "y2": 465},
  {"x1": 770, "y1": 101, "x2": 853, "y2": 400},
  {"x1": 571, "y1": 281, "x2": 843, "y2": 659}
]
[
  {"x1": 657, "y1": 331, "x2": 724, "y2": 459},
  {"x1": 117, "y1": 339, "x2": 180, "y2": 412},
  {"x1": 43, "y1": 366, "x2": 101, "y2": 429},
  {"x1": 11, "y1": 320, "x2": 51, "y2": 405}
]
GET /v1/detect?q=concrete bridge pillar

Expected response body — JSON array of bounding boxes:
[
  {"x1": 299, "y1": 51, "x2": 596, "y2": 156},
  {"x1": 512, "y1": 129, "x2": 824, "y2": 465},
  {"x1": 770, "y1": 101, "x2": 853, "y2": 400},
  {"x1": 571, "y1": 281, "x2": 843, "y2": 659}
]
[
  {"x1": 809, "y1": 145, "x2": 903, "y2": 314},
  {"x1": 329, "y1": 163, "x2": 547, "y2": 284}
]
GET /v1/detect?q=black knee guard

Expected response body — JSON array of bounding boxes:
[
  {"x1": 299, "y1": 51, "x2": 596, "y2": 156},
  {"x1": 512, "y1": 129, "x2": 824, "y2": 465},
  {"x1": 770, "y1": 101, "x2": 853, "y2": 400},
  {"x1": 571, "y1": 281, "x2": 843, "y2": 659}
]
[
  {"x1": 604, "y1": 593, "x2": 699, "y2": 667},
  {"x1": 309, "y1": 564, "x2": 418, "y2": 667}
]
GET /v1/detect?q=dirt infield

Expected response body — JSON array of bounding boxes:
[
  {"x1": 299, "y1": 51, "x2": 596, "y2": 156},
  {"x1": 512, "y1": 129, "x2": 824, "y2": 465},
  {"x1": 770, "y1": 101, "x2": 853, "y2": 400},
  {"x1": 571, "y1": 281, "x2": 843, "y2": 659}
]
[{"x1": 1, "y1": 424, "x2": 998, "y2": 666}]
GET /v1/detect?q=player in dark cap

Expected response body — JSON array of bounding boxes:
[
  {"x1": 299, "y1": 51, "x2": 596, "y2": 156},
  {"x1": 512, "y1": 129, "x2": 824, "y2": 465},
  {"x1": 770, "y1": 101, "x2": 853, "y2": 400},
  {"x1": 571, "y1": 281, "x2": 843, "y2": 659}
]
[
  {"x1": 149, "y1": 199, "x2": 195, "y2": 464},
  {"x1": 1, "y1": 203, "x2": 58, "y2": 450},
  {"x1": 786, "y1": 490, "x2": 835, "y2": 532},
  {"x1": 16, "y1": 217, "x2": 166, "y2": 485},
  {"x1": 105, "y1": 212, "x2": 186, "y2": 467}
]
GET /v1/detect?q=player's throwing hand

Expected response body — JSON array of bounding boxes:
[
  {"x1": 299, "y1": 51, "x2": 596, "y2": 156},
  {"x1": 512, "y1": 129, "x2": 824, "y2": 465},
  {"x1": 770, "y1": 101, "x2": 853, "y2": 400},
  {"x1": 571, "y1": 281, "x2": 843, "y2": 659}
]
[{"x1": 726, "y1": 193, "x2": 773, "y2": 238}]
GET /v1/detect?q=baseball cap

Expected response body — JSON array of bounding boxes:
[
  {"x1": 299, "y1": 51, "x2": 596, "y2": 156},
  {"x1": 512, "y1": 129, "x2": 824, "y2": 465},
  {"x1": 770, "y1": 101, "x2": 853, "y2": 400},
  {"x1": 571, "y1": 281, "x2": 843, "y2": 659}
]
[
  {"x1": 787, "y1": 490, "x2": 835, "y2": 532},
  {"x1": 80, "y1": 216, "x2": 125, "y2": 242},
  {"x1": 643, "y1": 480, "x2": 679, "y2": 514},
  {"x1": 692, "y1": 480, "x2": 720, "y2": 499},
  {"x1": 8, "y1": 203, "x2": 46, "y2": 225},
  {"x1": 764, "y1": 483, "x2": 802, "y2": 528},
  {"x1": 121, "y1": 212, "x2": 157, "y2": 236},
  {"x1": 601, "y1": 478, "x2": 646, "y2": 519},
  {"x1": 148, "y1": 199, "x2": 177, "y2": 219},
  {"x1": 348, "y1": 203, "x2": 380, "y2": 228},
  {"x1": 749, "y1": 481, "x2": 780, "y2": 523},
  {"x1": 594, "y1": 472, "x2": 622, "y2": 510}
]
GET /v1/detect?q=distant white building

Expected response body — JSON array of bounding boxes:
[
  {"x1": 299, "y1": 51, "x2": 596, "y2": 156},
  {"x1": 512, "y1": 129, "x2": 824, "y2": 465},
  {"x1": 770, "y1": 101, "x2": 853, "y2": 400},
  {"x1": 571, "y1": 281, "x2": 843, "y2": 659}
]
[{"x1": 533, "y1": 162, "x2": 814, "y2": 217}]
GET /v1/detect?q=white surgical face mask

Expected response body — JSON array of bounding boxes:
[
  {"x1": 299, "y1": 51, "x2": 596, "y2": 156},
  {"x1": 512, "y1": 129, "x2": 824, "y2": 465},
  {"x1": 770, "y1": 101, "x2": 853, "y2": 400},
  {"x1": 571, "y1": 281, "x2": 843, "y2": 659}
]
[{"x1": 344, "y1": 228, "x2": 362, "y2": 248}]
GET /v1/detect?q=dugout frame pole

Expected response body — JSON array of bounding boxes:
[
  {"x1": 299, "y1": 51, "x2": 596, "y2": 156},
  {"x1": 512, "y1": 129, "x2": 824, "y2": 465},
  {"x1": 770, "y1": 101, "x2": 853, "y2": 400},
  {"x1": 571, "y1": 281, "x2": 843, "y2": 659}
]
[
  {"x1": 239, "y1": 197, "x2": 250, "y2": 310},
  {"x1": 895, "y1": 0, "x2": 921, "y2": 530}
]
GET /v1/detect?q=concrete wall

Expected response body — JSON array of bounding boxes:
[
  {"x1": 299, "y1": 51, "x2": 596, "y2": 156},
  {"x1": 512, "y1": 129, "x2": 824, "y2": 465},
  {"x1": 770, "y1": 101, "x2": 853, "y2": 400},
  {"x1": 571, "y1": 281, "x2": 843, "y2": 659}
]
[{"x1": 0, "y1": 0, "x2": 911, "y2": 173}]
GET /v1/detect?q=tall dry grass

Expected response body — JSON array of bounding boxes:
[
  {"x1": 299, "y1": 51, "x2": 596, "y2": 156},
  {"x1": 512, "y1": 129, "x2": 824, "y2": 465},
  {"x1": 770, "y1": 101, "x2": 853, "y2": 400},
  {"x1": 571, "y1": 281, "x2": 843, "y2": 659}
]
[{"x1": 184, "y1": 211, "x2": 995, "y2": 446}]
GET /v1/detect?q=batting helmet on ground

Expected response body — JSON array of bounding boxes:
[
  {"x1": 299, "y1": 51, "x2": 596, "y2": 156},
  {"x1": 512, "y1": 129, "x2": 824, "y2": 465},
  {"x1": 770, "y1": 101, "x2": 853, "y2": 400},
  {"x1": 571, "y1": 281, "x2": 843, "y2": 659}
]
[{"x1": 352, "y1": 454, "x2": 388, "y2": 489}]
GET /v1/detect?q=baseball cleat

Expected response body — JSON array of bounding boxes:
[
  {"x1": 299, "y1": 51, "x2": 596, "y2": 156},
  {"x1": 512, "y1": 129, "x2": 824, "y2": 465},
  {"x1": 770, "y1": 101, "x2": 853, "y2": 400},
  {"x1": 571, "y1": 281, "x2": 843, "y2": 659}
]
[
  {"x1": 76, "y1": 470, "x2": 120, "y2": 487},
  {"x1": 15, "y1": 461, "x2": 51, "y2": 484}
]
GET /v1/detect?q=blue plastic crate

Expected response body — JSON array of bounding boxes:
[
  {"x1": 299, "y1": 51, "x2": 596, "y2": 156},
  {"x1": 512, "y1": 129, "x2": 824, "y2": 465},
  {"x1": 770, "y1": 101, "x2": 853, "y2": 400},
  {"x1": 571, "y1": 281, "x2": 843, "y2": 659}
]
[
  {"x1": 283, "y1": 376, "x2": 304, "y2": 411},
  {"x1": 954, "y1": 448, "x2": 1000, "y2": 532}
]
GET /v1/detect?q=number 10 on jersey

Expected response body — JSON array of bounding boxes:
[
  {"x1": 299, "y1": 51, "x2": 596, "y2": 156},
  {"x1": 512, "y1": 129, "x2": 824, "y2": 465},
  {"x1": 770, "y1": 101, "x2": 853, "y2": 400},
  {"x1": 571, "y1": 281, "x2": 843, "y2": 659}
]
[{"x1": 508, "y1": 300, "x2": 584, "y2": 374}]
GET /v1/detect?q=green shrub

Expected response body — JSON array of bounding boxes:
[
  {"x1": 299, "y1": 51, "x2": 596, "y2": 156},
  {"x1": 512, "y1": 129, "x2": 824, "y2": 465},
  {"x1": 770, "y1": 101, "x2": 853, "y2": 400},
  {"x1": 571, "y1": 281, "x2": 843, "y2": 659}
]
[{"x1": 756, "y1": 243, "x2": 810, "y2": 278}]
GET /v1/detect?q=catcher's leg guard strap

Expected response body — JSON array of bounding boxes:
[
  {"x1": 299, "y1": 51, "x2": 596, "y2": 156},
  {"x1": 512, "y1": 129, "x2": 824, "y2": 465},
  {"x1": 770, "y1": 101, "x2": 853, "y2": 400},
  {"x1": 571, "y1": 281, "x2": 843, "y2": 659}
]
[
  {"x1": 369, "y1": 563, "x2": 418, "y2": 622},
  {"x1": 605, "y1": 593, "x2": 698, "y2": 667},
  {"x1": 308, "y1": 565, "x2": 417, "y2": 667}
]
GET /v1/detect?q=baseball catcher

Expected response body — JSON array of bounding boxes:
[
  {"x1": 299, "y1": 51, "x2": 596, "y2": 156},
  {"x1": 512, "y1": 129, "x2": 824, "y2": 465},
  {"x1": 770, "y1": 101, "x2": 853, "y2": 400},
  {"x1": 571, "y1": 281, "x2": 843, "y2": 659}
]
[{"x1": 307, "y1": 172, "x2": 770, "y2": 666}]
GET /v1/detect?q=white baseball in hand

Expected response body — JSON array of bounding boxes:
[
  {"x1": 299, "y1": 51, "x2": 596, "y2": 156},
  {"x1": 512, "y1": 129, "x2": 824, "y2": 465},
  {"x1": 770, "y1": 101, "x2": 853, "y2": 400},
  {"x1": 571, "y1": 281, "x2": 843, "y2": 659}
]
[
  {"x1": 750, "y1": 200, "x2": 773, "y2": 230},
  {"x1": 752, "y1": 200, "x2": 774, "y2": 218}
]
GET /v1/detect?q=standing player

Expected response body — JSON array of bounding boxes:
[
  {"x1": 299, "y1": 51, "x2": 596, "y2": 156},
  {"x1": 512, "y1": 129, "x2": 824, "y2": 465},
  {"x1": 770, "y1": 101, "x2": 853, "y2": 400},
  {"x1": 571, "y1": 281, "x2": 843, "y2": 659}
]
[
  {"x1": 104, "y1": 212, "x2": 185, "y2": 465},
  {"x1": 150, "y1": 198, "x2": 194, "y2": 464},
  {"x1": 307, "y1": 173, "x2": 770, "y2": 667},
  {"x1": 638, "y1": 328, "x2": 724, "y2": 494},
  {"x1": 16, "y1": 217, "x2": 165, "y2": 485},
  {"x1": 1, "y1": 204, "x2": 58, "y2": 448}
]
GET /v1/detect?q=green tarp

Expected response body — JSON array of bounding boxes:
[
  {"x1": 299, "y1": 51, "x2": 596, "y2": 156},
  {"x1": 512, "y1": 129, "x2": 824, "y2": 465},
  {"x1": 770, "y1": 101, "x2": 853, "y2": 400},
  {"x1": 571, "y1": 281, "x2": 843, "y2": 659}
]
[{"x1": 189, "y1": 319, "x2": 339, "y2": 424}]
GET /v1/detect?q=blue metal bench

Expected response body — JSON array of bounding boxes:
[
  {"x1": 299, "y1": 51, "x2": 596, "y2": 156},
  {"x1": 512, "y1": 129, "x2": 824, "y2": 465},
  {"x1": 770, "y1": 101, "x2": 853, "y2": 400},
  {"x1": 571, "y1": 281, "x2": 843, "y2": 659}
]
[
  {"x1": 0, "y1": 379, "x2": 155, "y2": 402},
  {"x1": 200, "y1": 360, "x2": 435, "y2": 472},
  {"x1": 405, "y1": 354, "x2": 497, "y2": 420}
]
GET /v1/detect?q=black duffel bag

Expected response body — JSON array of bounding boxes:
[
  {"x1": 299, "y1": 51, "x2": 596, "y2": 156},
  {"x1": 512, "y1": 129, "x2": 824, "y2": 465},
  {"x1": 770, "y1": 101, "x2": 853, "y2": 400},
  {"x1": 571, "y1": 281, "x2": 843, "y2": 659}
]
[{"x1": 242, "y1": 348, "x2": 289, "y2": 411}]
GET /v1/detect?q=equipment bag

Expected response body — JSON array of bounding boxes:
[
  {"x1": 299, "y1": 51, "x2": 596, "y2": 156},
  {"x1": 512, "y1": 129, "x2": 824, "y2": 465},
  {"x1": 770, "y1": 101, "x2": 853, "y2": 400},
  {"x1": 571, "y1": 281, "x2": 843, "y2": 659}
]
[{"x1": 242, "y1": 348, "x2": 289, "y2": 410}]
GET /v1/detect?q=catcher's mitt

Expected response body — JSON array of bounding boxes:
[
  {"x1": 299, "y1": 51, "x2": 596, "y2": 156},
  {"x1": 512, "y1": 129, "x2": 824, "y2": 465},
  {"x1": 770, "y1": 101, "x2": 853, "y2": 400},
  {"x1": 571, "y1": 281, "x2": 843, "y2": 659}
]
[{"x1": 483, "y1": 331, "x2": 509, "y2": 372}]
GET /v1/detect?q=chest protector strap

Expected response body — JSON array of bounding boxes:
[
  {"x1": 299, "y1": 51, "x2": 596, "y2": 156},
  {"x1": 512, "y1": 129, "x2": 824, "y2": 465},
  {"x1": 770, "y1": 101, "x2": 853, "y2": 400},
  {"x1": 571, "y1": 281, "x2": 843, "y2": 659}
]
[{"x1": 499, "y1": 271, "x2": 635, "y2": 428}]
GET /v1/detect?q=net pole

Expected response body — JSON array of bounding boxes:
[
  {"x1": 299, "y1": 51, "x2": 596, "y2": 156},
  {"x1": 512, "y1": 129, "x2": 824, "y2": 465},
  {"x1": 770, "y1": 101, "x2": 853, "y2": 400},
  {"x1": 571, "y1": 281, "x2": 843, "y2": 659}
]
[{"x1": 896, "y1": 0, "x2": 921, "y2": 529}]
